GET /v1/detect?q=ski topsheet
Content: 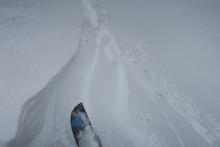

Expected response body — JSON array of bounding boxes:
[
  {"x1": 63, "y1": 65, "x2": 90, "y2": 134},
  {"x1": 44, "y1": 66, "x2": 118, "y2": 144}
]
[{"x1": 70, "y1": 103, "x2": 102, "y2": 147}]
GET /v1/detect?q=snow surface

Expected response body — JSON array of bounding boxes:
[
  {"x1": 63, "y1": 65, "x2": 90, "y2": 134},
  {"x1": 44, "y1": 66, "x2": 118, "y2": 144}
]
[{"x1": 0, "y1": 0, "x2": 220, "y2": 147}]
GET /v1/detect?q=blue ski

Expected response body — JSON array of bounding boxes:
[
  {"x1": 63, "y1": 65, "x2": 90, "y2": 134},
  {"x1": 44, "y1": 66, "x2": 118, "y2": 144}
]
[{"x1": 70, "y1": 103, "x2": 102, "y2": 147}]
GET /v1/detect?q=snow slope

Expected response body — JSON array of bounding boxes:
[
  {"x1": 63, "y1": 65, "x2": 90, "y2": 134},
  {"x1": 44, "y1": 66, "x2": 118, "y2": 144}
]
[
  {"x1": 0, "y1": 0, "x2": 82, "y2": 141},
  {"x1": 1, "y1": 0, "x2": 220, "y2": 147}
]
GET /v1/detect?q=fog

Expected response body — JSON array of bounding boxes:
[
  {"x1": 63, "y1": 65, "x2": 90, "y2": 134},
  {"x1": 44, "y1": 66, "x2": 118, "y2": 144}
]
[
  {"x1": 0, "y1": 0, "x2": 219, "y2": 146},
  {"x1": 96, "y1": 0, "x2": 220, "y2": 120}
]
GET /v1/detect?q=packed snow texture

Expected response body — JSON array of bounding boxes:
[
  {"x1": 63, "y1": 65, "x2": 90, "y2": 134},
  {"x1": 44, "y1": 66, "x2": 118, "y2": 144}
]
[{"x1": 1, "y1": 0, "x2": 220, "y2": 147}]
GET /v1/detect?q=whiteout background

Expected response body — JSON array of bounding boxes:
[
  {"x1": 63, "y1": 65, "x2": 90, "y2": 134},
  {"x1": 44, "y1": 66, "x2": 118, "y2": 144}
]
[{"x1": 0, "y1": 0, "x2": 219, "y2": 146}]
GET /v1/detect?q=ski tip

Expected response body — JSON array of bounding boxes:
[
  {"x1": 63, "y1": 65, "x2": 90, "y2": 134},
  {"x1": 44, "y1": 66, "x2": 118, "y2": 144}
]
[
  {"x1": 71, "y1": 102, "x2": 86, "y2": 120},
  {"x1": 73, "y1": 102, "x2": 84, "y2": 112},
  {"x1": 70, "y1": 102, "x2": 103, "y2": 147}
]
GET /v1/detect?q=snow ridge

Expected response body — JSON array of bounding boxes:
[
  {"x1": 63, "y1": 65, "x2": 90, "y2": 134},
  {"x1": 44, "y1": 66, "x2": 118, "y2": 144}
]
[{"x1": 2, "y1": 0, "x2": 220, "y2": 147}]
